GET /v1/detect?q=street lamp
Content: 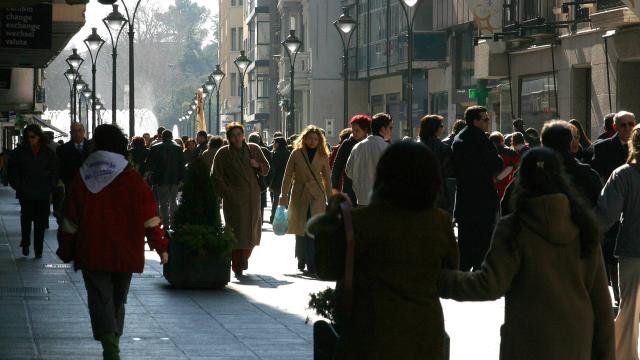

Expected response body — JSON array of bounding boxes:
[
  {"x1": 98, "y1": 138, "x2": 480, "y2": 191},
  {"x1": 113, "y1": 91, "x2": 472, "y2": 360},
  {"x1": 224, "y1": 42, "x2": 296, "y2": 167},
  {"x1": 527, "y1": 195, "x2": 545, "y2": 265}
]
[
  {"x1": 334, "y1": 8, "x2": 357, "y2": 130},
  {"x1": 84, "y1": 27, "x2": 105, "y2": 132},
  {"x1": 399, "y1": 0, "x2": 422, "y2": 138},
  {"x1": 210, "y1": 65, "x2": 225, "y2": 135},
  {"x1": 233, "y1": 51, "x2": 251, "y2": 125},
  {"x1": 187, "y1": 109, "x2": 194, "y2": 136},
  {"x1": 281, "y1": 30, "x2": 302, "y2": 137},
  {"x1": 66, "y1": 49, "x2": 84, "y2": 124},
  {"x1": 119, "y1": 0, "x2": 144, "y2": 138},
  {"x1": 64, "y1": 67, "x2": 77, "y2": 125},
  {"x1": 204, "y1": 79, "x2": 215, "y2": 133},
  {"x1": 103, "y1": 4, "x2": 128, "y2": 125},
  {"x1": 75, "y1": 76, "x2": 87, "y2": 125}
]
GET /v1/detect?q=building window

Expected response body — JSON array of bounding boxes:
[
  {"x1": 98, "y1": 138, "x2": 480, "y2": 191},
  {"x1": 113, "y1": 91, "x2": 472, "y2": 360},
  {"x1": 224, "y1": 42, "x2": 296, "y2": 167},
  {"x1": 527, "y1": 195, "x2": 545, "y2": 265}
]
[
  {"x1": 369, "y1": 0, "x2": 387, "y2": 69},
  {"x1": 431, "y1": 91, "x2": 448, "y2": 120},
  {"x1": 230, "y1": 73, "x2": 238, "y2": 97},
  {"x1": 455, "y1": 29, "x2": 474, "y2": 88},
  {"x1": 231, "y1": 28, "x2": 238, "y2": 51},
  {"x1": 257, "y1": 74, "x2": 269, "y2": 98},
  {"x1": 519, "y1": 73, "x2": 558, "y2": 132},
  {"x1": 371, "y1": 95, "x2": 385, "y2": 114}
]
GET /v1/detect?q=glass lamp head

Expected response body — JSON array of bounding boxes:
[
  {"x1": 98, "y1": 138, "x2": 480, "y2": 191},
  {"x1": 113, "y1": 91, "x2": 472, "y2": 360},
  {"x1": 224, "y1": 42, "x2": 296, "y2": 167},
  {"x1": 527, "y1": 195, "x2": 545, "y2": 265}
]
[
  {"x1": 402, "y1": 0, "x2": 419, "y2": 7},
  {"x1": 335, "y1": 8, "x2": 357, "y2": 35},
  {"x1": 104, "y1": 4, "x2": 128, "y2": 31},
  {"x1": 282, "y1": 30, "x2": 302, "y2": 56},
  {"x1": 64, "y1": 68, "x2": 77, "y2": 81},
  {"x1": 75, "y1": 78, "x2": 87, "y2": 91},
  {"x1": 211, "y1": 65, "x2": 226, "y2": 88},
  {"x1": 84, "y1": 28, "x2": 105, "y2": 50},
  {"x1": 66, "y1": 48, "x2": 84, "y2": 70},
  {"x1": 234, "y1": 51, "x2": 251, "y2": 72}
]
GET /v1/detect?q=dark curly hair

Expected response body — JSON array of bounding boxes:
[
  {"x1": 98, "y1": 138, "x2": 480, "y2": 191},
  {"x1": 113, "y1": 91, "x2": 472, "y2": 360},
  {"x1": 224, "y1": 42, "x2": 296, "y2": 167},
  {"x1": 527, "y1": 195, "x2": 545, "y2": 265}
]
[
  {"x1": 371, "y1": 142, "x2": 441, "y2": 211},
  {"x1": 507, "y1": 147, "x2": 600, "y2": 257},
  {"x1": 92, "y1": 124, "x2": 128, "y2": 157}
]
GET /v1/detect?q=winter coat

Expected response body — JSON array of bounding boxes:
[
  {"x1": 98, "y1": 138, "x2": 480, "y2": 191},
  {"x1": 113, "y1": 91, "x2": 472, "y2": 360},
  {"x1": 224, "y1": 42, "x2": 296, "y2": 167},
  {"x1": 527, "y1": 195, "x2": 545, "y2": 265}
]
[
  {"x1": 146, "y1": 141, "x2": 185, "y2": 186},
  {"x1": 279, "y1": 147, "x2": 331, "y2": 236},
  {"x1": 597, "y1": 164, "x2": 640, "y2": 258},
  {"x1": 56, "y1": 152, "x2": 167, "y2": 273},
  {"x1": 128, "y1": 147, "x2": 149, "y2": 176},
  {"x1": 269, "y1": 147, "x2": 290, "y2": 193},
  {"x1": 345, "y1": 135, "x2": 389, "y2": 206},
  {"x1": 8, "y1": 143, "x2": 59, "y2": 201},
  {"x1": 592, "y1": 133, "x2": 628, "y2": 181},
  {"x1": 335, "y1": 203, "x2": 459, "y2": 360},
  {"x1": 452, "y1": 125, "x2": 503, "y2": 221},
  {"x1": 56, "y1": 139, "x2": 89, "y2": 188},
  {"x1": 201, "y1": 146, "x2": 221, "y2": 172},
  {"x1": 330, "y1": 136, "x2": 359, "y2": 206},
  {"x1": 212, "y1": 143, "x2": 269, "y2": 249},
  {"x1": 439, "y1": 194, "x2": 615, "y2": 360}
]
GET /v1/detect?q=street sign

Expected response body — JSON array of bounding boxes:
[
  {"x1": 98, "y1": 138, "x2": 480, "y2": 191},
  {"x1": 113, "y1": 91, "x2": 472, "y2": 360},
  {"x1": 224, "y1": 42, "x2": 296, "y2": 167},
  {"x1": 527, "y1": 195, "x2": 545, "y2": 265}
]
[{"x1": 0, "y1": 5, "x2": 52, "y2": 49}]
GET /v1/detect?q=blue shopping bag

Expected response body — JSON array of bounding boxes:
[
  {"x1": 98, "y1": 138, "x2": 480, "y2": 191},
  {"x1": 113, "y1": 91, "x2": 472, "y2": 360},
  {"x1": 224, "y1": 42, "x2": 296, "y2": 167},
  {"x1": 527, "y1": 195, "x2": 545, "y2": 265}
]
[{"x1": 273, "y1": 205, "x2": 288, "y2": 236}]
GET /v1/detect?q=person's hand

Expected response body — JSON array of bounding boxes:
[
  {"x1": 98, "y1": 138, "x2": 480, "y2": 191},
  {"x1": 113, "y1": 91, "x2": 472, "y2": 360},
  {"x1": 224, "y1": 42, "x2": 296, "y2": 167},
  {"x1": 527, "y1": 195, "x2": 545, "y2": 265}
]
[
  {"x1": 250, "y1": 159, "x2": 260, "y2": 169},
  {"x1": 331, "y1": 188, "x2": 340, "y2": 195},
  {"x1": 160, "y1": 252, "x2": 169, "y2": 265},
  {"x1": 279, "y1": 196, "x2": 289, "y2": 207}
]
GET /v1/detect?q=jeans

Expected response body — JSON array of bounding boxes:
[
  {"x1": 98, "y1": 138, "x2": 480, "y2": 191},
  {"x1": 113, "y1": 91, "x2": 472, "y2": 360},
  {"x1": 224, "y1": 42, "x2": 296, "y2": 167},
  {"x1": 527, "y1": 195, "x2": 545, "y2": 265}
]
[{"x1": 154, "y1": 184, "x2": 178, "y2": 228}]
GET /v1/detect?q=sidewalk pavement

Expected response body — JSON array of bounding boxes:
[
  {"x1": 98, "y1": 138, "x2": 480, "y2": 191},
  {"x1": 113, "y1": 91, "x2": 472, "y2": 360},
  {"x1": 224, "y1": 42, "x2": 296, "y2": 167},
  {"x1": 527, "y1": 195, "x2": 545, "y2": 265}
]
[{"x1": 0, "y1": 185, "x2": 333, "y2": 360}]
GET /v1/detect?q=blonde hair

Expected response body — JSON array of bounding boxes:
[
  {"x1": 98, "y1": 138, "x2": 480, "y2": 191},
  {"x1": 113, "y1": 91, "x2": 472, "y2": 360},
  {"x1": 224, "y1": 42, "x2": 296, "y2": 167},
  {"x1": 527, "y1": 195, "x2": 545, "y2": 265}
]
[
  {"x1": 294, "y1": 125, "x2": 329, "y2": 157},
  {"x1": 628, "y1": 124, "x2": 640, "y2": 168}
]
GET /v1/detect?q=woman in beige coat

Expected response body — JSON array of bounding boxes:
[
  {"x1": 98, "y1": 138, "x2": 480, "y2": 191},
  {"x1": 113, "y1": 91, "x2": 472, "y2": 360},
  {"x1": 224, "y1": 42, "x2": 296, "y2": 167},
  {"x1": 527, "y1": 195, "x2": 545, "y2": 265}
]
[
  {"x1": 439, "y1": 147, "x2": 615, "y2": 360},
  {"x1": 212, "y1": 122, "x2": 270, "y2": 277},
  {"x1": 280, "y1": 125, "x2": 331, "y2": 274}
]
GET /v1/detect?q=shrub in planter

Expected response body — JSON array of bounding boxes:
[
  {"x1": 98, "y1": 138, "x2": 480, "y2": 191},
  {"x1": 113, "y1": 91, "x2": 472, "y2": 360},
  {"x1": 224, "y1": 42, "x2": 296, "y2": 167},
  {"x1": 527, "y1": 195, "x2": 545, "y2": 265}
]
[{"x1": 163, "y1": 157, "x2": 234, "y2": 289}]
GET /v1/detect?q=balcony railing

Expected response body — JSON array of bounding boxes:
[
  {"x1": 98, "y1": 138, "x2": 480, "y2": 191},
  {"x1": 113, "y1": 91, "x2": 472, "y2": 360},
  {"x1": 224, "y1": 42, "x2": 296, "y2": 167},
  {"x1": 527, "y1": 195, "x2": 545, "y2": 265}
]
[
  {"x1": 598, "y1": 0, "x2": 626, "y2": 11},
  {"x1": 278, "y1": 52, "x2": 311, "y2": 82}
]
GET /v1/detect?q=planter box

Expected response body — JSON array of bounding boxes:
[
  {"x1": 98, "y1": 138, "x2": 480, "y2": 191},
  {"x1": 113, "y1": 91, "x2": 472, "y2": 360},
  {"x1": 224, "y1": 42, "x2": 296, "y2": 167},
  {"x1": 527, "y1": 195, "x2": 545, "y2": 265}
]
[{"x1": 163, "y1": 236, "x2": 231, "y2": 289}]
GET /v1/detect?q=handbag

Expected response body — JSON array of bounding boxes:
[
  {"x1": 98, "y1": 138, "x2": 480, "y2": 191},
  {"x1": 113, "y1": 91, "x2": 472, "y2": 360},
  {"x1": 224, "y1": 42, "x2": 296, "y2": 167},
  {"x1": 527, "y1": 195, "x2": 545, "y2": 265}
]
[
  {"x1": 250, "y1": 151, "x2": 268, "y2": 193},
  {"x1": 302, "y1": 152, "x2": 326, "y2": 201}
]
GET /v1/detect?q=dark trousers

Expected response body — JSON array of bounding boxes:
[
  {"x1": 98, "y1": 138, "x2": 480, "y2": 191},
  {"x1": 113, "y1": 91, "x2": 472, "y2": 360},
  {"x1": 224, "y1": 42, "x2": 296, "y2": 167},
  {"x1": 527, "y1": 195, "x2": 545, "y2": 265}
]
[
  {"x1": 269, "y1": 190, "x2": 280, "y2": 223},
  {"x1": 296, "y1": 208, "x2": 316, "y2": 273},
  {"x1": 51, "y1": 185, "x2": 64, "y2": 226},
  {"x1": 82, "y1": 271, "x2": 132, "y2": 341},
  {"x1": 19, "y1": 198, "x2": 50, "y2": 256},
  {"x1": 457, "y1": 214, "x2": 497, "y2": 272}
]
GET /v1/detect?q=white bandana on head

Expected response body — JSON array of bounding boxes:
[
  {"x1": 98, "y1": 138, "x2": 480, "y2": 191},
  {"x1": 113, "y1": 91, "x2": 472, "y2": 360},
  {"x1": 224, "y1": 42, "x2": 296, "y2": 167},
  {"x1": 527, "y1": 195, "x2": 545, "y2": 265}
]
[{"x1": 80, "y1": 150, "x2": 129, "y2": 194}]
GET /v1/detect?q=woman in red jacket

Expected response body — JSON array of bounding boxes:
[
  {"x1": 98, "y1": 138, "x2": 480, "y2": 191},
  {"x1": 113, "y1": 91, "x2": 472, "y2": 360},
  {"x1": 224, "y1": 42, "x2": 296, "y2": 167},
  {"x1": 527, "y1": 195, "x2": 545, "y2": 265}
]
[{"x1": 57, "y1": 124, "x2": 168, "y2": 360}]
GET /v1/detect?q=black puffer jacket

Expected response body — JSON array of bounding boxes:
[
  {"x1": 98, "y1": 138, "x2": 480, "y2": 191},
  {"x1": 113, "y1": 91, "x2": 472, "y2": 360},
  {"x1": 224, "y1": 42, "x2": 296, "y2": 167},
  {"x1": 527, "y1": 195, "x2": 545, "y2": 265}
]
[{"x1": 8, "y1": 144, "x2": 59, "y2": 200}]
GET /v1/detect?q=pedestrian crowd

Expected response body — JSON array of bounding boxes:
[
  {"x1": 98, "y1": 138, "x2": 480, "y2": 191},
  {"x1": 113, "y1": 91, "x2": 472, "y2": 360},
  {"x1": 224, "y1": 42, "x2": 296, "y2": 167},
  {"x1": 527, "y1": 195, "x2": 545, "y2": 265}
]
[{"x1": 1, "y1": 104, "x2": 638, "y2": 359}]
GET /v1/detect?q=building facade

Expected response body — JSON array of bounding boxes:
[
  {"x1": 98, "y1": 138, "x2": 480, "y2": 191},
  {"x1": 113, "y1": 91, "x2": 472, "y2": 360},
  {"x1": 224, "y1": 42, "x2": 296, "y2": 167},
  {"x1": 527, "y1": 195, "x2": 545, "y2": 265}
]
[{"x1": 218, "y1": 0, "x2": 245, "y2": 130}]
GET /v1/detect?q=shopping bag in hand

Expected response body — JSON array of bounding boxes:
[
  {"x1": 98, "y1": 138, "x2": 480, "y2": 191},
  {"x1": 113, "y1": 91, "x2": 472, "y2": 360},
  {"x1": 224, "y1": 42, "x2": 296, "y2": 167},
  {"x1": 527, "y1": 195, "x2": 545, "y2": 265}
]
[{"x1": 273, "y1": 205, "x2": 288, "y2": 236}]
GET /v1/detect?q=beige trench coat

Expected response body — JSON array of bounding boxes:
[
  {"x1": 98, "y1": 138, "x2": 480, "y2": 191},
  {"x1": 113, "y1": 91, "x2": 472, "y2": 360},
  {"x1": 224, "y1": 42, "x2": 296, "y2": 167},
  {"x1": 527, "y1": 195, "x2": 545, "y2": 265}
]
[
  {"x1": 279, "y1": 148, "x2": 331, "y2": 236},
  {"x1": 212, "y1": 143, "x2": 270, "y2": 249}
]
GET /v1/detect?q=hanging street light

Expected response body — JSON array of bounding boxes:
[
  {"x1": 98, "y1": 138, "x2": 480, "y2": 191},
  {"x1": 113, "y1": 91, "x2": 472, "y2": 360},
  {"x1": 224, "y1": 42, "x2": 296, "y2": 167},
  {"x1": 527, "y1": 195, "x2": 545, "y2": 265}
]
[
  {"x1": 103, "y1": 4, "x2": 128, "y2": 125},
  {"x1": 281, "y1": 30, "x2": 302, "y2": 136},
  {"x1": 233, "y1": 51, "x2": 251, "y2": 125},
  {"x1": 84, "y1": 27, "x2": 105, "y2": 132},
  {"x1": 65, "y1": 49, "x2": 84, "y2": 124}
]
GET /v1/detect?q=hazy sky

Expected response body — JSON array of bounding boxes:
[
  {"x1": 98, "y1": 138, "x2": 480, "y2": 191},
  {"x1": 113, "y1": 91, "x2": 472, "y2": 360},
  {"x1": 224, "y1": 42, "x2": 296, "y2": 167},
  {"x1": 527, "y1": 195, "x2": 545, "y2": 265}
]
[{"x1": 66, "y1": 0, "x2": 219, "y2": 50}]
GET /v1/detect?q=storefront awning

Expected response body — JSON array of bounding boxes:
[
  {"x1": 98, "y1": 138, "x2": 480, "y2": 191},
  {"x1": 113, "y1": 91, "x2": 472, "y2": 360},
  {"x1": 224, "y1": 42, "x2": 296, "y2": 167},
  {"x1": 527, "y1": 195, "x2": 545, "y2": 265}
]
[{"x1": 33, "y1": 116, "x2": 68, "y2": 137}]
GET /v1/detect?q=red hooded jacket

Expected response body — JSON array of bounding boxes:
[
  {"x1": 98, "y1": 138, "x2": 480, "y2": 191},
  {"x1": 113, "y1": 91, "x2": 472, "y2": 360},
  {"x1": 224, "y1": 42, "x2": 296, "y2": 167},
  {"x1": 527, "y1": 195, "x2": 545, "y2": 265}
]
[{"x1": 57, "y1": 166, "x2": 167, "y2": 273}]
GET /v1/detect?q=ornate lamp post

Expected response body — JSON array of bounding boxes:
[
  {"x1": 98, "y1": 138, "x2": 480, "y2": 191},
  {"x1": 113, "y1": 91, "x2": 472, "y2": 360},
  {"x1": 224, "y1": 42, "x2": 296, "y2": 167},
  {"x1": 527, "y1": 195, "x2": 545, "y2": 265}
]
[
  {"x1": 84, "y1": 27, "x2": 105, "y2": 132},
  {"x1": 63, "y1": 67, "x2": 78, "y2": 125},
  {"x1": 65, "y1": 49, "x2": 84, "y2": 124},
  {"x1": 334, "y1": 8, "x2": 357, "y2": 130},
  {"x1": 187, "y1": 108, "x2": 194, "y2": 136},
  {"x1": 119, "y1": 0, "x2": 143, "y2": 138},
  {"x1": 399, "y1": 0, "x2": 422, "y2": 138},
  {"x1": 282, "y1": 30, "x2": 302, "y2": 137},
  {"x1": 75, "y1": 76, "x2": 87, "y2": 125},
  {"x1": 233, "y1": 51, "x2": 251, "y2": 125},
  {"x1": 103, "y1": 4, "x2": 128, "y2": 125},
  {"x1": 210, "y1": 65, "x2": 225, "y2": 135},
  {"x1": 204, "y1": 79, "x2": 215, "y2": 134}
]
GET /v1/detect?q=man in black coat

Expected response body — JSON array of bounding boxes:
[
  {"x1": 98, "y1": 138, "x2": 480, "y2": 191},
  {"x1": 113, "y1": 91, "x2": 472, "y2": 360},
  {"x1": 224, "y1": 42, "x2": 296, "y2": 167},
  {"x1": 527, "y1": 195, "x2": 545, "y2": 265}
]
[
  {"x1": 330, "y1": 115, "x2": 371, "y2": 207},
  {"x1": 452, "y1": 106, "x2": 503, "y2": 271},
  {"x1": 57, "y1": 122, "x2": 90, "y2": 191},
  {"x1": 269, "y1": 137, "x2": 290, "y2": 223},
  {"x1": 591, "y1": 111, "x2": 635, "y2": 306},
  {"x1": 195, "y1": 130, "x2": 209, "y2": 157},
  {"x1": 146, "y1": 130, "x2": 185, "y2": 229},
  {"x1": 8, "y1": 124, "x2": 59, "y2": 258}
]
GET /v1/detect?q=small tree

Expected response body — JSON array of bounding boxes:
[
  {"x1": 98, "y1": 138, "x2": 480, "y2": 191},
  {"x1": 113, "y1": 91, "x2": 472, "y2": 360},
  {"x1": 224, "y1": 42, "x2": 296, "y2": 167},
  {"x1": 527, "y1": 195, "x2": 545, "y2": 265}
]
[{"x1": 172, "y1": 157, "x2": 233, "y2": 257}]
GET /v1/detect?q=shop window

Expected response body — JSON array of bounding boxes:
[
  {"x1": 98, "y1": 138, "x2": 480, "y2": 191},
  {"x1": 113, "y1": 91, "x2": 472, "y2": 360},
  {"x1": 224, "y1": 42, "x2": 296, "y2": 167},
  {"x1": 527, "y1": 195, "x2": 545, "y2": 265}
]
[
  {"x1": 519, "y1": 73, "x2": 558, "y2": 131},
  {"x1": 371, "y1": 95, "x2": 385, "y2": 114}
]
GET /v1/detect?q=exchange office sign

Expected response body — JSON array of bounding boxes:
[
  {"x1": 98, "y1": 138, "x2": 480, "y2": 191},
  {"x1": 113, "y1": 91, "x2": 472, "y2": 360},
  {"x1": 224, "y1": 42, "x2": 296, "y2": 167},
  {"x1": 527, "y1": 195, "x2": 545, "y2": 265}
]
[{"x1": 0, "y1": 5, "x2": 52, "y2": 49}]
